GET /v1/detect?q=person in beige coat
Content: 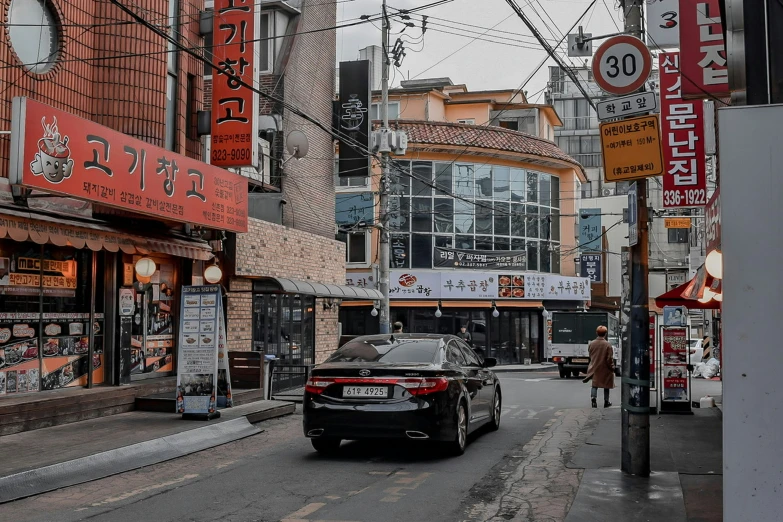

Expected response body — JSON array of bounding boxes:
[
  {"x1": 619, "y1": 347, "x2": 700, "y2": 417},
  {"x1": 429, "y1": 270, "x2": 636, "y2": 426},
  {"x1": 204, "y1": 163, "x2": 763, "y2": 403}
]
[{"x1": 582, "y1": 325, "x2": 615, "y2": 408}]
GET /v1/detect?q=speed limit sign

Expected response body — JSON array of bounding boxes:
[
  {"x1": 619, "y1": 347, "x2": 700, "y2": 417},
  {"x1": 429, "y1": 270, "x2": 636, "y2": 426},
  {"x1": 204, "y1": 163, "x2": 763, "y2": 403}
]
[{"x1": 591, "y1": 35, "x2": 652, "y2": 95}]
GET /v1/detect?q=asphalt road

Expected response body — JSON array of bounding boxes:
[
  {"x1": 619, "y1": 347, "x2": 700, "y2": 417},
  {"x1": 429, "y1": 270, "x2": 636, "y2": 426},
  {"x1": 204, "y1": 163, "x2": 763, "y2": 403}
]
[{"x1": 0, "y1": 372, "x2": 600, "y2": 522}]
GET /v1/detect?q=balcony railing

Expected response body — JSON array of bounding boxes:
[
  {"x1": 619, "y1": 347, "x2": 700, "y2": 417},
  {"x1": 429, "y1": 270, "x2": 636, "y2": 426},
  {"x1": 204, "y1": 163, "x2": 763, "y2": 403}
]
[
  {"x1": 572, "y1": 153, "x2": 603, "y2": 168},
  {"x1": 561, "y1": 116, "x2": 600, "y2": 131}
]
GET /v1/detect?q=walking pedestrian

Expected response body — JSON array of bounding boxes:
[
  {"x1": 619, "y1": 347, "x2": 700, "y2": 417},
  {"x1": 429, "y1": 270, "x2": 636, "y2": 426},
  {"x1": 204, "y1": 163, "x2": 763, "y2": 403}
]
[
  {"x1": 392, "y1": 322, "x2": 404, "y2": 333},
  {"x1": 582, "y1": 325, "x2": 615, "y2": 408}
]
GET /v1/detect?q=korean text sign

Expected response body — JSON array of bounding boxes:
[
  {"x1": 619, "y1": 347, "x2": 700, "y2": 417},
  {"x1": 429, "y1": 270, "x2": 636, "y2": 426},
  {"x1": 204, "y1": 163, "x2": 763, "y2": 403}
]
[
  {"x1": 659, "y1": 53, "x2": 708, "y2": 208},
  {"x1": 10, "y1": 97, "x2": 248, "y2": 232},
  {"x1": 600, "y1": 115, "x2": 664, "y2": 182},
  {"x1": 678, "y1": 0, "x2": 729, "y2": 99},
  {"x1": 211, "y1": 0, "x2": 260, "y2": 168},
  {"x1": 705, "y1": 187, "x2": 720, "y2": 252},
  {"x1": 579, "y1": 209, "x2": 602, "y2": 252}
]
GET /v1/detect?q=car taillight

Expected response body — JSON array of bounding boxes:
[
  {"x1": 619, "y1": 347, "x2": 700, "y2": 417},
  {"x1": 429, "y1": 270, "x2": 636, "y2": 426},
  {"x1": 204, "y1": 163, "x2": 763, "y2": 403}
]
[
  {"x1": 305, "y1": 377, "x2": 335, "y2": 394},
  {"x1": 400, "y1": 377, "x2": 450, "y2": 396},
  {"x1": 553, "y1": 356, "x2": 563, "y2": 362}
]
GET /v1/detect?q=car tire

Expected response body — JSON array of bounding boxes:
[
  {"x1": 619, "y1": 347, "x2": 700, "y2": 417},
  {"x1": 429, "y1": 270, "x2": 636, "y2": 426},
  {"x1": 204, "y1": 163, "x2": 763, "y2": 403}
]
[
  {"x1": 489, "y1": 389, "x2": 501, "y2": 431},
  {"x1": 571, "y1": 370, "x2": 580, "y2": 378},
  {"x1": 311, "y1": 437, "x2": 341, "y2": 455},
  {"x1": 446, "y1": 402, "x2": 468, "y2": 456},
  {"x1": 559, "y1": 367, "x2": 567, "y2": 379}
]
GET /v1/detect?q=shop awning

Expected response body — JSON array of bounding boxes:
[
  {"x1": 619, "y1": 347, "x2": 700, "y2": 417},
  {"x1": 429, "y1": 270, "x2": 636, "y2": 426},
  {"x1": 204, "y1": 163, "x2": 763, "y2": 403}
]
[
  {"x1": 340, "y1": 300, "x2": 544, "y2": 309},
  {"x1": 655, "y1": 276, "x2": 721, "y2": 310},
  {"x1": 252, "y1": 277, "x2": 383, "y2": 300},
  {"x1": 0, "y1": 207, "x2": 213, "y2": 260}
]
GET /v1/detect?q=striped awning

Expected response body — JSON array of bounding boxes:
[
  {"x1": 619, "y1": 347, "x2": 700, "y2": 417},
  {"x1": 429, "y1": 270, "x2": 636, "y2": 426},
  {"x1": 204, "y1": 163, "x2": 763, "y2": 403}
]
[{"x1": 253, "y1": 277, "x2": 383, "y2": 300}]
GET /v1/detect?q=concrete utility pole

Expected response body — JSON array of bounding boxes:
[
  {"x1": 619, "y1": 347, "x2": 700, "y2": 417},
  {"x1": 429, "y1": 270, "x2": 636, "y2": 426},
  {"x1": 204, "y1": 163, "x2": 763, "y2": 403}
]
[
  {"x1": 621, "y1": 0, "x2": 651, "y2": 477},
  {"x1": 377, "y1": 0, "x2": 391, "y2": 334}
]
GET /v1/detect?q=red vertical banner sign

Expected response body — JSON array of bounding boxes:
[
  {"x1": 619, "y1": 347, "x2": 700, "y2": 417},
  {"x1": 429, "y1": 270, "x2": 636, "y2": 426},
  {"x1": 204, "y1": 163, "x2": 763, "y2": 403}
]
[
  {"x1": 678, "y1": 0, "x2": 729, "y2": 99},
  {"x1": 662, "y1": 327, "x2": 688, "y2": 401},
  {"x1": 659, "y1": 52, "x2": 708, "y2": 209},
  {"x1": 211, "y1": 0, "x2": 260, "y2": 168},
  {"x1": 705, "y1": 187, "x2": 721, "y2": 252}
]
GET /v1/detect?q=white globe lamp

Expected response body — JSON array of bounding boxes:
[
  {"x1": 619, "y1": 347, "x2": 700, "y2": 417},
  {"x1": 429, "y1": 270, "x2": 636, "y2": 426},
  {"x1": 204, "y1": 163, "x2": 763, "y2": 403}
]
[
  {"x1": 135, "y1": 257, "x2": 156, "y2": 278},
  {"x1": 204, "y1": 264, "x2": 223, "y2": 284},
  {"x1": 705, "y1": 250, "x2": 723, "y2": 279}
]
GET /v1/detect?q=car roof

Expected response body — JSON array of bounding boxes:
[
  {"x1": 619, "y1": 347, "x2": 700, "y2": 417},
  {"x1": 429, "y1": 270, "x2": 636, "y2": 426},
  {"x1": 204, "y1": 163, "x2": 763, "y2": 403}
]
[{"x1": 344, "y1": 333, "x2": 458, "y2": 345}]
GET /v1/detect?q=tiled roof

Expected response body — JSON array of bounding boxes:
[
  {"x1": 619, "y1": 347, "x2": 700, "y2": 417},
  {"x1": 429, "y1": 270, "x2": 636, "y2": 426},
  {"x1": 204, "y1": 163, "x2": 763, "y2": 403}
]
[{"x1": 392, "y1": 120, "x2": 585, "y2": 175}]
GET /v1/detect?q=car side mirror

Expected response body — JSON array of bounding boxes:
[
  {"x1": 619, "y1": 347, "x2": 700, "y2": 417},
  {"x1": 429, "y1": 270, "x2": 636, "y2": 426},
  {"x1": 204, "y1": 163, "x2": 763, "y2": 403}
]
[{"x1": 482, "y1": 357, "x2": 497, "y2": 368}]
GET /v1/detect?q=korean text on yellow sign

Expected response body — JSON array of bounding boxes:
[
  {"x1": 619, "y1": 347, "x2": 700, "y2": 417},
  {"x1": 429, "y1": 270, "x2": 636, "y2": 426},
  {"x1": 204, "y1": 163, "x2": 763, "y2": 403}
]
[{"x1": 600, "y1": 115, "x2": 664, "y2": 182}]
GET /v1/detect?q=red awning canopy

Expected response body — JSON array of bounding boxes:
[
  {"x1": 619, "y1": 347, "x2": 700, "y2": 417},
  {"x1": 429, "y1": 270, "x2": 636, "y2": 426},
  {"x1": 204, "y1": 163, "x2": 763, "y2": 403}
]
[{"x1": 655, "y1": 268, "x2": 721, "y2": 310}]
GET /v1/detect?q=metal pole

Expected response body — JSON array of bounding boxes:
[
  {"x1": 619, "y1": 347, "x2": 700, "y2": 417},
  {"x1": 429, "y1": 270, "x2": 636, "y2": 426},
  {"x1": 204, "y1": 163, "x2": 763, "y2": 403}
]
[
  {"x1": 378, "y1": 0, "x2": 391, "y2": 334},
  {"x1": 621, "y1": 0, "x2": 650, "y2": 477}
]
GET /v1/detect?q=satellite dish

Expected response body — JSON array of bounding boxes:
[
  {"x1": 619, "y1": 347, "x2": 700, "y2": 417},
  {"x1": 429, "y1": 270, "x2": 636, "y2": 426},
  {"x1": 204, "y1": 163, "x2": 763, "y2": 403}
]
[{"x1": 286, "y1": 130, "x2": 309, "y2": 159}]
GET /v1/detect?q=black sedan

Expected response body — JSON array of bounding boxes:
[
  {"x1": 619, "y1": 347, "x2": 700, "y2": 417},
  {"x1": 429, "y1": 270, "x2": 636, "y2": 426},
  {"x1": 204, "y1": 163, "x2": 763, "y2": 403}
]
[{"x1": 303, "y1": 334, "x2": 502, "y2": 455}]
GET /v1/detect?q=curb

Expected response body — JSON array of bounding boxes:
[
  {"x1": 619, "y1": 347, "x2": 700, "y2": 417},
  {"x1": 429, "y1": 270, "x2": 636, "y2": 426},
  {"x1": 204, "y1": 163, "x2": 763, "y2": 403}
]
[
  {"x1": 0, "y1": 403, "x2": 294, "y2": 504},
  {"x1": 493, "y1": 365, "x2": 558, "y2": 373}
]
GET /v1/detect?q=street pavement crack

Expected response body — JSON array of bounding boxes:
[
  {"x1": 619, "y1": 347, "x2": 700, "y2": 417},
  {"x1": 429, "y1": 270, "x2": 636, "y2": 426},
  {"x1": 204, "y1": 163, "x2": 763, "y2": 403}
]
[{"x1": 461, "y1": 408, "x2": 601, "y2": 522}]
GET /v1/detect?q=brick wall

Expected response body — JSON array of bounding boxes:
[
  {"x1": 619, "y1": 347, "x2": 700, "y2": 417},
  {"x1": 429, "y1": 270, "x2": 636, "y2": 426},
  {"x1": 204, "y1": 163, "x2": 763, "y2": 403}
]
[
  {"x1": 0, "y1": 0, "x2": 205, "y2": 177},
  {"x1": 279, "y1": 0, "x2": 337, "y2": 239},
  {"x1": 226, "y1": 217, "x2": 345, "y2": 352}
]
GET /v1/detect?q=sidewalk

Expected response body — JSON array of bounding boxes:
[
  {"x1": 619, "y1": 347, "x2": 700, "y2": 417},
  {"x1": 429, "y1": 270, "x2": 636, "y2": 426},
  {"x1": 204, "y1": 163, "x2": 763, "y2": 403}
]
[
  {"x1": 492, "y1": 362, "x2": 557, "y2": 373},
  {"x1": 565, "y1": 406, "x2": 723, "y2": 522},
  {"x1": 0, "y1": 399, "x2": 294, "y2": 504}
]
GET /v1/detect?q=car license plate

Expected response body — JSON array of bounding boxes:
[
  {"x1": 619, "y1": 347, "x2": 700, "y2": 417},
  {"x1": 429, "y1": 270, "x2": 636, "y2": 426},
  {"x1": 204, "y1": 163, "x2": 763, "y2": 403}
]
[
  {"x1": 572, "y1": 358, "x2": 589, "y2": 364},
  {"x1": 342, "y1": 386, "x2": 388, "y2": 398}
]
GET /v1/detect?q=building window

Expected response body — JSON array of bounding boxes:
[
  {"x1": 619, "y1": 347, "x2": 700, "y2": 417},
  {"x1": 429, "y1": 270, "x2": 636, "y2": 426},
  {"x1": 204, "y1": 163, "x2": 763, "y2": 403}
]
[
  {"x1": 259, "y1": 13, "x2": 272, "y2": 73},
  {"x1": 370, "y1": 102, "x2": 400, "y2": 120},
  {"x1": 457, "y1": 118, "x2": 476, "y2": 125},
  {"x1": 337, "y1": 231, "x2": 369, "y2": 264},
  {"x1": 7, "y1": 0, "x2": 59, "y2": 74},
  {"x1": 338, "y1": 176, "x2": 368, "y2": 187},
  {"x1": 499, "y1": 120, "x2": 519, "y2": 131},
  {"x1": 668, "y1": 228, "x2": 690, "y2": 244}
]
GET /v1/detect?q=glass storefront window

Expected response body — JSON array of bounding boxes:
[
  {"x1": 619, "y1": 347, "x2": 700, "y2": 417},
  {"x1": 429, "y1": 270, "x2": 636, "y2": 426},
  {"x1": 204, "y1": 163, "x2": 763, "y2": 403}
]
[
  {"x1": 434, "y1": 199, "x2": 454, "y2": 233},
  {"x1": 412, "y1": 198, "x2": 432, "y2": 232},
  {"x1": 435, "y1": 162, "x2": 453, "y2": 194},
  {"x1": 475, "y1": 165, "x2": 492, "y2": 198},
  {"x1": 526, "y1": 171, "x2": 538, "y2": 202},
  {"x1": 510, "y1": 168, "x2": 526, "y2": 202},
  {"x1": 455, "y1": 200, "x2": 474, "y2": 234},
  {"x1": 390, "y1": 160, "x2": 411, "y2": 195},
  {"x1": 526, "y1": 205, "x2": 539, "y2": 239},
  {"x1": 493, "y1": 166, "x2": 510, "y2": 200},
  {"x1": 495, "y1": 202, "x2": 510, "y2": 236},
  {"x1": 435, "y1": 235, "x2": 453, "y2": 248},
  {"x1": 0, "y1": 240, "x2": 105, "y2": 393},
  {"x1": 454, "y1": 164, "x2": 474, "y2": 197},
  {"x1": 540, "y1": 241, "x2": 552, "y2": 273},
  {"x1": 475, "y1": 236, "x2": 493, "y2": 250},
  {"x1": 527, "y1": 241, "x2": 539, "y2": 271},
  {"x1": 455, "y1": 235, "x2": 474, "y2": 249},
  {"x1": 540, "y1": 173, "x2": 552, "y2": 207},
  {"x1": 412, "y1": 161, "x2": 433, "y2": 196},
  {"x1": 475, "y1": 203, "x2": 492, "y2": 235},
  {"x1": 411, "y1": 234, "x2": 432, "y2": 268}
]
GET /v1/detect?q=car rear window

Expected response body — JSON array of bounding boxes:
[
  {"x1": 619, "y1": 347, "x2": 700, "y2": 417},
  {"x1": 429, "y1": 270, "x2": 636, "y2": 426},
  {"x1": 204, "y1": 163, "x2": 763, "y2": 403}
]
[{"x1": 325, "y1": 339, "x2": 441, "y2": 363}]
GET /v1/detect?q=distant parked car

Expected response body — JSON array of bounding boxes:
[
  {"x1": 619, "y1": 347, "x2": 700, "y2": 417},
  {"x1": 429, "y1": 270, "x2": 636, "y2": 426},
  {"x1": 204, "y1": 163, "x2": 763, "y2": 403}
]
[{"x1": 303, "y1": 334, "x2": 502, "y2": 456}]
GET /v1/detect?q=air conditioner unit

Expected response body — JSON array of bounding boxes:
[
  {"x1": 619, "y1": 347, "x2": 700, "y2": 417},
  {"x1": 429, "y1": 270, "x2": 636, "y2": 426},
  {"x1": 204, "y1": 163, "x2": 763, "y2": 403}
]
[{"x1": 602, "y1": 187, "x2": 615, "y2": 196}]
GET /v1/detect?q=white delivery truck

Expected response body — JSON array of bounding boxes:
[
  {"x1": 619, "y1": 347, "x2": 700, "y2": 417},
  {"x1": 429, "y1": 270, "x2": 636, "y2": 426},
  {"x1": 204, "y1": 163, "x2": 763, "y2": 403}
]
[{"x1": 549, "y1": 311, "x2": 621, "y2": 379}]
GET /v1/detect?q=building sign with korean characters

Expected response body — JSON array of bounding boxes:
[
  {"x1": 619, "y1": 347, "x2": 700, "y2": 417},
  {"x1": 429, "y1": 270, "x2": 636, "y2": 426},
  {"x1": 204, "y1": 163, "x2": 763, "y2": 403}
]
[
  {"x1": 678, "y1": 0, "x2": 729, "y2": 99},
  {"x1": 211, "y1": 0, "x2": 260, "y2": 168},
  {"x1": 9, "y1": 97, "x2": 248, "y2": 233},
  {"x1": 659, "y1": 52, "x2": 708, "y2": 208},
  {"x1": 705, "y1": 187, "x2": 720, "y2": 252},
  {"x1": 600, "y1": 115, "x2": 664, "y2": 182},
  {"x1": 596, "y1": 91, "x2": 658, "y2": 121},
  {"x1": 664, "y1": 217, "x2": 691, "y2": 228}
]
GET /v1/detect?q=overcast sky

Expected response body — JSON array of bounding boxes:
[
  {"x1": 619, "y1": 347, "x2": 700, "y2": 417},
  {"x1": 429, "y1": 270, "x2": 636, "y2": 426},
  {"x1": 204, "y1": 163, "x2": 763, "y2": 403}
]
[{"x1": 335, "y1": 0, "x2": 623, "y2": 102}]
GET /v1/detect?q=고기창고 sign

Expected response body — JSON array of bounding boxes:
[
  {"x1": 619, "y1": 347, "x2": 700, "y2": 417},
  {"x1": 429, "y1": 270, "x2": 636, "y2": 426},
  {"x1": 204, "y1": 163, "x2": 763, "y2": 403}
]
[{"x1": 600, "y1": 115, "x2": 664, "y2": 182}]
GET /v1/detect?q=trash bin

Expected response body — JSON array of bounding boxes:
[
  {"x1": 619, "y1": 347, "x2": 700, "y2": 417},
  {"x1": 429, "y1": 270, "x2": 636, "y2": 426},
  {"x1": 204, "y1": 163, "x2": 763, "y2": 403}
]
[{"x1": 263, "y1": 355, "x2": 276, "y2": 400}]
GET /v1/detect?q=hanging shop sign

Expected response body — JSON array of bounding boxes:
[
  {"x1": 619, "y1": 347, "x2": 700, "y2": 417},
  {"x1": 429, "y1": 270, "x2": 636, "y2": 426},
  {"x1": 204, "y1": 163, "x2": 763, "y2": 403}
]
[
  {"x1": 9, "y1": 97, "x2": 248, "y2": 233},
  {"x1": 600, "y1": 115, "x2": 664, "y2": 182},
  {"x1": 705, "y1": 188, "x2": 721, "y2": 252},
  {"x1": 176, "y1": 285, "x2": 226, "y2": 416},
  {"x1": 659, "y1": 53, "x2": 708, "y2": 208},
  {"x1": 646, "y1": 0, "x2": 680, "y2": 49},
  {"x1": 433, "y1": 246, "x2": 526, "y2": 270},
  {"x1": 336, "y1": 192, "x2": 375, "y2": 226},
  {"x1": 579, "y1": 208, "x2": 602, "y2": 252},
  {"x1": 678, "y1": 0, "x2": 729, "y2": 99},
  {"x1": 663, "y1": 305, "x2": 688, "y2": 326},
  {"x1": 211, "y1": 0, "x2": 260, "y2": 168},
  {"x1": 579, "y1": 253, "x2": 603, "y2": 283},
  {"x1": 662, "y1": 326, "x2": 689, "y2": 401},
  {"x1": 348, "y1": 271, "x2": 591, "y2": 301},
  {"x1": 665, "y1": 217, "x2": 691, "y2": 228},
  {"x1": 337, "y1": 60, "x2": 371, "y2": 177}
]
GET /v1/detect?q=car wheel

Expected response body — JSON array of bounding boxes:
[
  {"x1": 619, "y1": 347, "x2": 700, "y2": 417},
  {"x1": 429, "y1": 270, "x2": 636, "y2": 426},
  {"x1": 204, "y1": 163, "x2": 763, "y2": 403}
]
[
  {"x1": 571, "y1": 370, "x2": 580, "y2": 378},
  {"x1": 311, "y1": 437, "x2": 341, "y2": 455},
  {"x1": 489, "y1": 389, "x2": 501, "y2": 431},
  {"x1": 559, "y1": 367, "x2": 566, "y2": 379},
  {"x1": 446, "y1": 402, "x2": 468, "y2": 456}
]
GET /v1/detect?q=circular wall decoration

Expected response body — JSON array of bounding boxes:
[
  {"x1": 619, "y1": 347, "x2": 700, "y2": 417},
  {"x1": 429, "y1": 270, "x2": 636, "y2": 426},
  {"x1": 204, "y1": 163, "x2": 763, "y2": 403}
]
[{"x1": 7, "y1": 0, "x2": 60, "y2": 74}]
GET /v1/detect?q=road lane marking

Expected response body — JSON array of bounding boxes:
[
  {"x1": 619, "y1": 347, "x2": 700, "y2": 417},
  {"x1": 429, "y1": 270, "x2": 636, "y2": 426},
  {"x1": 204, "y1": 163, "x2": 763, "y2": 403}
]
[
  {"x1": 380, "y1": 472, "x2": 432, "y2": 503},
  {"x1": 281, "y1": 502, "x2": 326, "y2": 520},
  {"x1": 91, "y1": 474, "x2": 199, "y2": 506}
]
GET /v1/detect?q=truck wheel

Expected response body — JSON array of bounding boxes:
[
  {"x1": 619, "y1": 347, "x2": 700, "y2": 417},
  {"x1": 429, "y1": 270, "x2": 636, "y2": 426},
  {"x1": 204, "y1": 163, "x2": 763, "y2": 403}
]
[{"x1": 559, "y1": 366, "x2": 566, "y2": 379}]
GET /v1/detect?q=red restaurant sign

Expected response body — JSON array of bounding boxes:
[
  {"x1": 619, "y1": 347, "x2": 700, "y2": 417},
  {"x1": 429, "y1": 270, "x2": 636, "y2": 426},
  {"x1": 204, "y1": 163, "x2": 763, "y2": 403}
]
[
  {"x1": 9, "y1": 97, "x2": 248, "y2": 233},
  {"x1": 211, "y1": 0, "x2": 260, "y2": 168},
  {"x1": 662, "y1": 327, "x2": 688, "y2": 401},
  {"x1": 678, "y1": 0, "x2": 729, "y2": 98},
  {"x1": 659, "y1": 53, "x2": 707, "y2": 209},
  {"x1": 705, "y1": 187, "x2": 721, "y2": 252}
]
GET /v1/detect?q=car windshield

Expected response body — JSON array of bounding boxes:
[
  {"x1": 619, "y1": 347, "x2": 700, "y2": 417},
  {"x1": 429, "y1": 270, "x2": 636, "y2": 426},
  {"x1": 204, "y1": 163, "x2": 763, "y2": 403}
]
[{"x1": 325, "y1": 338, "x2": 441, "y2": 363}]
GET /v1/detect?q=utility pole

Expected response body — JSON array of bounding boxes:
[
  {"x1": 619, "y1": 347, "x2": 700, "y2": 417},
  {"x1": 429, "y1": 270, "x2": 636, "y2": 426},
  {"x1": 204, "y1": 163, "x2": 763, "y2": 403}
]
[
  {"x1": 621, "y1": 0, "x2": 650, "y2": 477},
  {"x1": 377, "y1": 0, "x2": 391, "y2": 334}
]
